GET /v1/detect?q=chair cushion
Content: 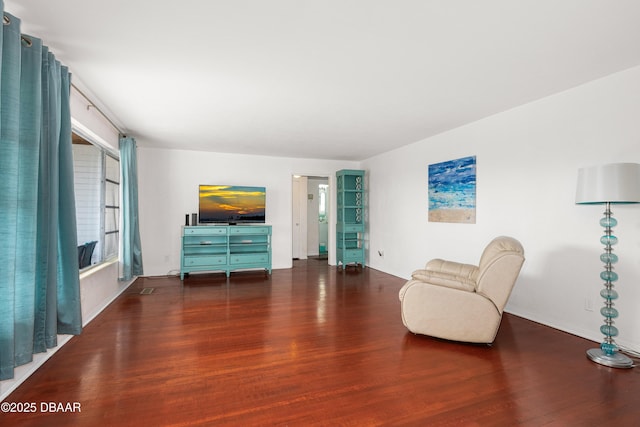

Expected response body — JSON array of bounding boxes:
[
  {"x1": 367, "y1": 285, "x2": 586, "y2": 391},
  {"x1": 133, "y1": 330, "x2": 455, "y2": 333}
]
[{"x1": 478, "y1": 236, "x2": 524, "y2": 271}]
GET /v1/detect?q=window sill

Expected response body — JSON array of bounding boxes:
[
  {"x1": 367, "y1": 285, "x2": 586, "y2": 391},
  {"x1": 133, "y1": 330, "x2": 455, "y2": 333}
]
[{"x1": 79, "y1": 257, "x2": 118, "y2": 280}]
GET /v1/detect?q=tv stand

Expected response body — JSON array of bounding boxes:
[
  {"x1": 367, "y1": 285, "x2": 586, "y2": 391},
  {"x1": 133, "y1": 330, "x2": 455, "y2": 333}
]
[{"x1": 180, "y1": 225, "x2": 272, "y2": 279}]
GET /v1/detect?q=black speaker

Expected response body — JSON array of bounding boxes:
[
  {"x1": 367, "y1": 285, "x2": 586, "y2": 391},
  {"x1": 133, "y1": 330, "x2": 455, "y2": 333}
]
[
  {"x1": 185, "y1": 214, "x2": 190, "y2": 226},
  {"x1": 191, "y1": 213, "x2": 198, "y2": 226}
]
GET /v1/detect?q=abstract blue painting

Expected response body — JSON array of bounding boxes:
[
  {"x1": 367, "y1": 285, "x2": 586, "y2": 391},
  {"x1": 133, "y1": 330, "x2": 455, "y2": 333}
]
[{"x1": 428, "y1": 156, "x2": 476, "y2": 223}]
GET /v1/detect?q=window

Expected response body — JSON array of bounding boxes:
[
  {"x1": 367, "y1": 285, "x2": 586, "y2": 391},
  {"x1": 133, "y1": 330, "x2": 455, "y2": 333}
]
[
  {"x1": 72, "y1": 132, "x2": 120, "y2": 268},
  {"x1": 104, "y1": 155, "x2": 120, "y2": 259}
]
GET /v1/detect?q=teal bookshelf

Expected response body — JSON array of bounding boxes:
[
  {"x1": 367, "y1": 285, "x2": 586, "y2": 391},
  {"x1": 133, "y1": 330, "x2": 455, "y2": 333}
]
[{"x1": 336, "y1": 169, "x2": 365, "y2": 269}]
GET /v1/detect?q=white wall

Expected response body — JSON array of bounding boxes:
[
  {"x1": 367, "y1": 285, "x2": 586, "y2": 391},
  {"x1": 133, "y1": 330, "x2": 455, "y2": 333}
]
[
  {"x1": 362, "y1": 65, "x2": 640, "y2": 351},
  {"x1": 137, "y1": 148, "x2": 358, "y2": 276}
]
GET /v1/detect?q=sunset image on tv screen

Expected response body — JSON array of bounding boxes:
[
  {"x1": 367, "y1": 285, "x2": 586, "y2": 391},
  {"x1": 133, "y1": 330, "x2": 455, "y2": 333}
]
[{"x1": 199, "y1": 185, "x2": 266, "y2": 223}]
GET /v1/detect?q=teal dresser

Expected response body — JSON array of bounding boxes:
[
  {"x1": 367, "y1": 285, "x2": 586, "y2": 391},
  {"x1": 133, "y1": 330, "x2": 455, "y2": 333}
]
[
  {"x1": 336, "y1": 169, "x2": 365, "y2": 269},
  {"x1": 180, "y1": 225, "x2": 272, "y2": 279}
]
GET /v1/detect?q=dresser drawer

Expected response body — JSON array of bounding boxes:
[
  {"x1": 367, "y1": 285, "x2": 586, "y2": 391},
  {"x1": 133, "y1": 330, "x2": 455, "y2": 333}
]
[
  {"x1": 229, "y1": 226, "x2": 270, "y2": 235},
  {"x1": 184, "y1": 255, "x2": 227, "y2": 267},
  {"x1": 229, "y1": 253, "x2": 269, "y2": 265},
  {"x1": 343, "y1": 250, "x2": 363, "y2": 259},
  {"x1": 183, "y1": 227, "x2": 227, "y2": 236}
]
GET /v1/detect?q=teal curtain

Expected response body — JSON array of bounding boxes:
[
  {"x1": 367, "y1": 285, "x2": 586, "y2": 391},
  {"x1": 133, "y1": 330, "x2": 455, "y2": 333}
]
[
  {"x1": 119, "y1": 136, "x2": 143, "y2": 280},
  {"x1": 0, "y1": 5, "x2": 82, "y2": 381}
]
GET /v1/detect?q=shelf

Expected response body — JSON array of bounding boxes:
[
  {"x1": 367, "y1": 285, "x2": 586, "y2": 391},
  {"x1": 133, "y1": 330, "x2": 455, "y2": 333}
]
[{"x1": 336, "y1": 169, "x2": 366, "y2": 269}]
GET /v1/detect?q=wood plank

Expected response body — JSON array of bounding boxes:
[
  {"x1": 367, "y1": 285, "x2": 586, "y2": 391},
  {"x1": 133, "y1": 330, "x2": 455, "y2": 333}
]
[{"x1": 2, "y1": 259, "x2": 639, "y2": 426}]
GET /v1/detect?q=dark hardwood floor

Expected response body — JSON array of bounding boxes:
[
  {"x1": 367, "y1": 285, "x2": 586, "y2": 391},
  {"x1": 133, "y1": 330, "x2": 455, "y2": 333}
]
[{"x1": 2, "y1": 259, "x2": 639, "y2": 426}]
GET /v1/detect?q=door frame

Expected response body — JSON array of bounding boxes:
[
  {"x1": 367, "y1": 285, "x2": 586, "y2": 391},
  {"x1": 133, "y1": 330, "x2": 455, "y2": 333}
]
[{"x1": 292, "y1": 174, "x2": 332, "y2": 263}]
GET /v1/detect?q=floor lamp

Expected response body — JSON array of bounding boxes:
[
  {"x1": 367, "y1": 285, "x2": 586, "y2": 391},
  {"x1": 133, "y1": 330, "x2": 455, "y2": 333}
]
[{"x1": 576, "y1": 162, "x2": 640, "y2": 368}]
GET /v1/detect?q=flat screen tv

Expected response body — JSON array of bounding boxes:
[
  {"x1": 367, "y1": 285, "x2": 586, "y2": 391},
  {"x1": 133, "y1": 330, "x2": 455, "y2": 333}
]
[{"x1": 199, "y1": 185, "x2": 266, "y2": 224}]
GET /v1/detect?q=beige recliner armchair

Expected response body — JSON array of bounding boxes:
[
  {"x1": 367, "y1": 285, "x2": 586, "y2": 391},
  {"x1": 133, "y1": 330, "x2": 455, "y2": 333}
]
[{"x1": 399, "y1": 236, "x2": 525, "y2": 344}]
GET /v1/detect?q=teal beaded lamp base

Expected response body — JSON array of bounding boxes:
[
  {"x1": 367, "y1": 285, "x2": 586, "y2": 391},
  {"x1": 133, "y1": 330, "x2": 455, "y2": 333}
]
[
  {"x1": 586, "y1": 203, "x2": 633, "y2": 369},
  {"x1": 586, "y1": 348, "x2": 633, "y2": 368}
]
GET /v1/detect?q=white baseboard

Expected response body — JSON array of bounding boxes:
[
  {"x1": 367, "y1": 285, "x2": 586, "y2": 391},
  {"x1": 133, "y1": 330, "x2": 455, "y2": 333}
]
[
  {"x1": 1, "y1": 275, "x2": 136, "y2": 402},
  {"x1": 0, "y1": 335, "x2": 72, "y2": 402}
]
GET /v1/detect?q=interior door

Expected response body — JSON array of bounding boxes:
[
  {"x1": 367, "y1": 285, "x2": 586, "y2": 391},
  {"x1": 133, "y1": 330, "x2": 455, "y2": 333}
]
[
  {"x1": 292, "y1": 177, "x2": 301, "y2": 259},
  {"x1": 291, "y1": 176, "x2": 308, "y2": 259}
]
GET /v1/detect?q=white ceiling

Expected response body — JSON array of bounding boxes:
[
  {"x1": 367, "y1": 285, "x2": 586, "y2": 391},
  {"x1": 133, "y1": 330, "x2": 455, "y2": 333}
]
[{"x1": 5, "y1": 1, "x2": 640, "y2": 161}]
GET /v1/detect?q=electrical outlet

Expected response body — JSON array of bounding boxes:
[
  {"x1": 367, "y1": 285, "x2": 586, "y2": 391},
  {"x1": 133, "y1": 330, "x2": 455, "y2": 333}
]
[{"x1": 584, "y1": 297, "x2": 594, "y2": 312}]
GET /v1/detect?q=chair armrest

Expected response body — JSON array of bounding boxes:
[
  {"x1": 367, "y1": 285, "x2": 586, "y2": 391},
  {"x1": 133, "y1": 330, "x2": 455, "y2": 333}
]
[
  {"x1": 410, "y1": 270, "x2": 476, "y2": 292},
  {"x1": 424, "y1": 259, "x2": 478, "y2": 280},
  {"x1": 399, "y1": 280, "x2": 502, "y2": 343}
]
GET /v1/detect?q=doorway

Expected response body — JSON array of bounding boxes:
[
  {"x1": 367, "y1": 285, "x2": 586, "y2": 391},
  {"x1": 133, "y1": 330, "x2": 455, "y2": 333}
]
[{"x1": 292, "y1": 175, "x2": 329, "y2": 262}]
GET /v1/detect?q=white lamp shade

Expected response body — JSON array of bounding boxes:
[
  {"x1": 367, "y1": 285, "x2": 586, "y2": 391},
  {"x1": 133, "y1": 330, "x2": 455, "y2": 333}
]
[{"x1": 576, "y1": 163, "x2": 640, "y2": 204}]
